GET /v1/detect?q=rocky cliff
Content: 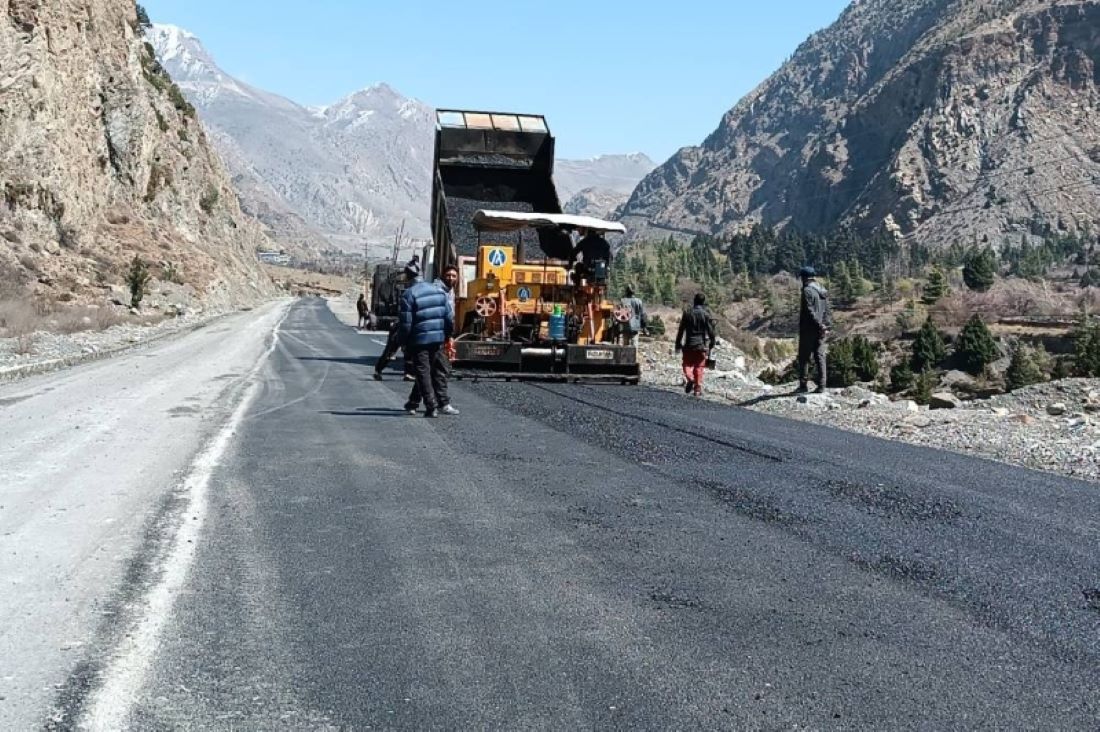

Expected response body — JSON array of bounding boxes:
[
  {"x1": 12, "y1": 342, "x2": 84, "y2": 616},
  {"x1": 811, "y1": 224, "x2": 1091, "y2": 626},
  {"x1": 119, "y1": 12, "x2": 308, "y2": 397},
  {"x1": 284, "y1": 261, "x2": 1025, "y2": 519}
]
[
  {"x1": 621, "y1": 0, "x2": 1100, "y2": 250},
  {"x1": 0, "y1": 2, "x2": 273, "y2": 308}
]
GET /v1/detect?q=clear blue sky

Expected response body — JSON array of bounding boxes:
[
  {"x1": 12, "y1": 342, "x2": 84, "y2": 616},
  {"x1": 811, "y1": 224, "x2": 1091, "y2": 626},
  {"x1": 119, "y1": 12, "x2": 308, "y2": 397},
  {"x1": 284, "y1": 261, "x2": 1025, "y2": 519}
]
[{"x1": 142, "y1": 0, "x2": 850, "y2": 160}]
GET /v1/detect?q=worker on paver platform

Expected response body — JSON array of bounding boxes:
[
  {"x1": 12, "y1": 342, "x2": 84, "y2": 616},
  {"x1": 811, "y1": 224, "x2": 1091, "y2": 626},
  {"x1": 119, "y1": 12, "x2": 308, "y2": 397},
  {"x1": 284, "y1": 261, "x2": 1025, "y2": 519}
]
[
  {"x1": 406, "y1": 265, "x2": 460, "y2": 416},
  {"x1": 571, "y1": 227, "x2": 611, "y2": 283},
  {"x1": 797, "y1": 266, "x2": 832, "y2": 394},
  {"x1": 398, "y1": 265, "x2": 455, "y2": 418},
  {"x1": 675, "y1": 292, "x2": 717, "y2": 397},
  {"x1": 618, "y1": 286, "x2": 648, "y2": 347}
]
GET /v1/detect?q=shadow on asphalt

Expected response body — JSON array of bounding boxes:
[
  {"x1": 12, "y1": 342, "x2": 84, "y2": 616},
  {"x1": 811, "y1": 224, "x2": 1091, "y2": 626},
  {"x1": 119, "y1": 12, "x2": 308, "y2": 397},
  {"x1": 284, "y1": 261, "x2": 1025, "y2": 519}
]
[
  {"x1": 298, "y1": 356, "x2": 380, "y2": 367},
  {"x1": 735, "y1": 389, "x2": 803, "y2": 407},
  {"x1": 323, "y1": 408, "x2": 410, "y2": 418}
]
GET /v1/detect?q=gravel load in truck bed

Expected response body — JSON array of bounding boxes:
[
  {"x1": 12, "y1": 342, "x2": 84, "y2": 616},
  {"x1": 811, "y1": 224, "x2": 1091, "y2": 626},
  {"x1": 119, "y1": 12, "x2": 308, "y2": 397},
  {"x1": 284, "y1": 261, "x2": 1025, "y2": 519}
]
[{"x1": 445, "y1": 197, "x2": 572, "y2": 260}]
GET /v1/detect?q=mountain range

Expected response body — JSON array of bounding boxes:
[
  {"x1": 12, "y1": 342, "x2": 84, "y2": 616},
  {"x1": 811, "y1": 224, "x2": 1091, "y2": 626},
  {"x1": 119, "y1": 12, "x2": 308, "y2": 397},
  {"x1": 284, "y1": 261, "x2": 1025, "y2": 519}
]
[
  {"x1": 149, "y1": 25, "x2": 655, "y2": 256},
  {"x1": 621, "y1": 0, "x2": 1100, "y2": 250}
]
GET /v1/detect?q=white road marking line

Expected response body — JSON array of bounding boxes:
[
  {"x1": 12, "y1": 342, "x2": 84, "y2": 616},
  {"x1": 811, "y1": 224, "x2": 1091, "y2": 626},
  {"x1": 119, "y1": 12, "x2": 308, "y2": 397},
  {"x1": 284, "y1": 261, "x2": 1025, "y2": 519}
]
[{"x1": 81, "y1": 304, "x2": 290, "y2": 731}]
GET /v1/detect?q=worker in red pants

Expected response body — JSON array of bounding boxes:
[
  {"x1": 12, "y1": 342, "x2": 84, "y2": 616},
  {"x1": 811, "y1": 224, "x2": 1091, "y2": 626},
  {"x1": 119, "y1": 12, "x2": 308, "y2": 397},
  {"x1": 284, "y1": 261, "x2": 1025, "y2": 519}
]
[{"x1": 675, "y1": 292, "x2": 717, "y2": 397}]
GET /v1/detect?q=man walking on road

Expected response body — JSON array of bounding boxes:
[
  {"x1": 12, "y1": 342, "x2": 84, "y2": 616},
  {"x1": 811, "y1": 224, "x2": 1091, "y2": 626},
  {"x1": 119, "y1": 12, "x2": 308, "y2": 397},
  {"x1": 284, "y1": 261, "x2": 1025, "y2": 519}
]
[
  {"x1": 398, "y1": 267, "x2": 455, "y2": 418},
  {"x1": 618, "y1": 286, "x2": 647, "y2": 347},
  {"x1": 356, "y1": 293, "x2": 370, "y2": 330},
  {"x1": 406, "y1": 265, "x2": 460, "y2": 415},
  {"x1": 675, "y1": 293, "x2": 717, "y2": 397},
  {"x1": 797, "y1": 266, "x2": 832, "y2": 394},
  {"x1": 373, "y1": 261, "x2": 421, "y2": 381}
]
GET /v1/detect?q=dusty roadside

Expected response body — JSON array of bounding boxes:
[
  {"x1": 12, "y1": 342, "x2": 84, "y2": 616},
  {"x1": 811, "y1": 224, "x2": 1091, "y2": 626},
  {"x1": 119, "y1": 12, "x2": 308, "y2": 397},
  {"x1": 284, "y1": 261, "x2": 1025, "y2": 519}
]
[{"x1": 0, "y1": 301, "x2": 288, "y2": 729}]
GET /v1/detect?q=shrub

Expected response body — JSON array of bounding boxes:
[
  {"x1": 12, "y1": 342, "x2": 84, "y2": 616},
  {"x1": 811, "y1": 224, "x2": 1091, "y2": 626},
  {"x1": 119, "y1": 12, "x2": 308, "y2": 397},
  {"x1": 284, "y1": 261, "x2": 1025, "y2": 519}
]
[
  {"x1": 827, "y1": 337, "x2": 857, "y2": 387},
  {"x1": 963, "y1": 248, "x2": 997, "y2": 292},
  {"x1": 645, "y1": 314, "x2": 666, "y2": 337},
  {"x1": 135, "y1": 4, "x2": 152, "y2": 30},
  {"x1": 1005, "y1": 343, "x2": 1046, "y2": 392},
  {"x1": 913, "y1": 368, "x2": 936, "y2": 405},
  {"x1": 160, "y1": 260, "x2": 183, "y2": 284},
  {"x1": 911, "y1": 318, "x2": 947, "y2": 371},
  {"x1": 954, "y1": 315, "x2": 999, "y2": 375},
  {"x1": 1074, "y1": 317, "x2": 1100, "y2": 377},
  {"x1": 890, "y1": 361, "x2": 915, "y2": 393},
  {"x1": 895, "y1": 300, "x2": 927, "y2": 333},
  {"x1": 851, "y1": 335, "x2": 879, "y2": 382},
  {"x1": 1051, "y1": 355, "x2": 1071, "y2": 380},
  {"x1": 126, "y1": 256, "x2": 151, "y2": 309},
  {"x1": 168, "y1": 83, "x2": 196, "y2": 118},
  {"x1": 199, "y1": 186, "x2": 219, "y2": 215}
]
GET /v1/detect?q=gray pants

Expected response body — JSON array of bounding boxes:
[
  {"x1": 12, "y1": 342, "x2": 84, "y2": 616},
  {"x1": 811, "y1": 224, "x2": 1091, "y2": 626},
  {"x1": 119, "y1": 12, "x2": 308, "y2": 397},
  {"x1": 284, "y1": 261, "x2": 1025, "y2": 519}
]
[
  {"x1": 798, "y1": 333, "x2": 827, "y2": 388},
  {"x1": 405, "y1": 344, "x2": 449, "y2": 411},
  {"x1": 618, "y1": 330, "x2": 639, "y2": 347}
]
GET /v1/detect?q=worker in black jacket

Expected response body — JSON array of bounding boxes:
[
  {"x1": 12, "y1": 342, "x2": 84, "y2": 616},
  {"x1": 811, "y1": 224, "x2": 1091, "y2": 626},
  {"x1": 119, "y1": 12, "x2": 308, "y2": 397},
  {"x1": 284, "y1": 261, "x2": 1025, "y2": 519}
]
[
  {"x1": 675, "y1": 293, "x2": 717, "y2": 397},
  {"x1": 797, "y1": 266, "x2": 832, "y2": 393}
]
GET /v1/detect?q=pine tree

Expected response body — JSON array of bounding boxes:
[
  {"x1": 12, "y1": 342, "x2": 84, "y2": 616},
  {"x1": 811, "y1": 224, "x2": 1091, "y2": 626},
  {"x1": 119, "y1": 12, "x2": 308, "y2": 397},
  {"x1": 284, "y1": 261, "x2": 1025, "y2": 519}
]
[
  {"x1": 913, "y1": 368, "x2": 937, "y2": 405},
  {"x1": 1073, "y1": 317, "x2": 1100, "y2": 377},
  {"x1": 832, "y1": 261, "x2": 854, "y2": 306},
  {"x1": 911, "y1": 318, "x2": 947, "y2": 371},
  {"x1": 1080, "y1": 269, "x2": 1098, "y2": 289},
  {"x1": 126, "y1": 256, "x2": 151, "y2": 309},
  {"x1": 826, "y1": 338, "x2": 857, "y2": 387},
  {"x1": 851, "y1": 335, "x2": 880, "y2": 381},
  {"x1": 963, "y1": 248, "x2": 997, "y2": 292},
  {"x1": 1005, "y1": 344, "x2": 1046, "y2": 391},
  {"x1": 955, "y1": 315, "x2": 999, "y2": 375},
  {"x1": 890, "y1": 360, "x2": 915, "y2": 393},
  {"x1": 921, "y1": 267, "x2": 949, "y2": 305}
]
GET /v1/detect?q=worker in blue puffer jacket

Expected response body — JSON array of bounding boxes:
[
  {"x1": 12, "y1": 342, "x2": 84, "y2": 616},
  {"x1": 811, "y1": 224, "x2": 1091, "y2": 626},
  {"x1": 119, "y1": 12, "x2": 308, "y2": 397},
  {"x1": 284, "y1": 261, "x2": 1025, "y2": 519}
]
[{"x1": 398, "y1": 268, "x2": 455, "y2": 418}]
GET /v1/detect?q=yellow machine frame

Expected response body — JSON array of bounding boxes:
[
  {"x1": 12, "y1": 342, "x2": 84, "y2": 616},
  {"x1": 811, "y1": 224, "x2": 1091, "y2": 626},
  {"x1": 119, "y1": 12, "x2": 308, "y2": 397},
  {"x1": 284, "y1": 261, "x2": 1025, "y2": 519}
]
[{"x1": 456, "y1": 245, "x2": 619, "y2": 345}]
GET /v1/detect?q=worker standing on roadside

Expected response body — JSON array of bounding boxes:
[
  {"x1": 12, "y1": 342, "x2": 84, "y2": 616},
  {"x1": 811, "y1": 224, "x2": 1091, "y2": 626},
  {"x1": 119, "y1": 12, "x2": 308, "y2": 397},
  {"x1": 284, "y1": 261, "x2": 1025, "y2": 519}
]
[
  {"x1": 406, "y1": 265, "x2": 460, "y2": 415},
  {"x1": 399, "y1": 266, "x2": 455, "y2": 418},
  {"x1": 356, "y1": 293, "x2": 370, "y2": 330},
  {"x1": 619, "y1": 286, "x2": 647, "y2": 347},
  {"x1": 797, "y1": 266, "x2": 832, "y2": 394},
  {"x1": 675, "y1": 293, "x2": 717, "y2": 397}
]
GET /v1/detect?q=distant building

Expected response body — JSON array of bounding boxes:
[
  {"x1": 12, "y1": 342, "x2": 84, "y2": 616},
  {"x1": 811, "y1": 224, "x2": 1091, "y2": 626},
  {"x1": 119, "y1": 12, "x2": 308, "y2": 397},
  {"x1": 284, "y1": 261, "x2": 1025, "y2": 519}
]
[{"x1": 257, "y1": 251, "x2": 291, "y2": 266}]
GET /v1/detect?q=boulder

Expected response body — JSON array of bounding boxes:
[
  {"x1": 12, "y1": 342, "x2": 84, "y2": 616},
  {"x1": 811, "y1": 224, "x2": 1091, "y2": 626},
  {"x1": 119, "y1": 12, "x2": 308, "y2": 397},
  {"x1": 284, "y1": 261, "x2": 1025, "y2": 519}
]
[
  {"x1": 1046, "y1": 402, "x2": 1067, "y2": 416},
  {"x1": 929, "y1": 392, "x2": 960, "y2": 410},
  {"x1": 889, "y1": 399, "x2": 920, "y2": 413}
]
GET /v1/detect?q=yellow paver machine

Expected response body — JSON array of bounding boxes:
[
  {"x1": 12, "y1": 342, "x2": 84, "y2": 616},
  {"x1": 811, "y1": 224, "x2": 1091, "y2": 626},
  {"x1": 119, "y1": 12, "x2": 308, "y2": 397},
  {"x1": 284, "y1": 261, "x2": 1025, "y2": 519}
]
[{"x1": 426, "y1": 109, "x2": 641, "y2": 383}]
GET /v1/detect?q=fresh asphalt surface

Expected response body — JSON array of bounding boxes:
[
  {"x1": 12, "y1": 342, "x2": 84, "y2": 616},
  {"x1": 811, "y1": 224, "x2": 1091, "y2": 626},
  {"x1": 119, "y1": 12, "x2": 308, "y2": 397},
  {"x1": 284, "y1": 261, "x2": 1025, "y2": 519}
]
[{"x1": 93, "y1": 298, "x2": 1097, "y2": 728}]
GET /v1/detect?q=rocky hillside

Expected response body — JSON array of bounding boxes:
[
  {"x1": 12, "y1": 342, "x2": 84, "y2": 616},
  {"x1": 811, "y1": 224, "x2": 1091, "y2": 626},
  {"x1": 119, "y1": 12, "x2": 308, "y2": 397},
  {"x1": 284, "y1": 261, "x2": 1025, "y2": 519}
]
[
  {"x1": 0, "y1": 2, "x2": 273, "y2": 309},
  {"x1": 621, "y1": 0, "x2": 1100, "y2": 250}
]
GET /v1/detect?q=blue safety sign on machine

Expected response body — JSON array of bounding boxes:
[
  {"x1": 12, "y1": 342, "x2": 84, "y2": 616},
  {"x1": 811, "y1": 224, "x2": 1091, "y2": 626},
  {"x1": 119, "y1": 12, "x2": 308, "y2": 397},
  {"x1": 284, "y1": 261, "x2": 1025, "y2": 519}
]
[
  {"x1": 488, "y1": 249, "x2": 507, "y2": 267},
  {"x1": 517, "y1": 287, "x2": 531, "y2": 302}
]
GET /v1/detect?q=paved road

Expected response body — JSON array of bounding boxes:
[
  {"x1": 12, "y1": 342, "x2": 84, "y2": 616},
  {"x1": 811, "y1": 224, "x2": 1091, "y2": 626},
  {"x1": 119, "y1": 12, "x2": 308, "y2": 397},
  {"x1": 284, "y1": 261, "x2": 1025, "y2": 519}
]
[
  {"x1": 0, "y1": 302, "x2": 288, "y2": 731},
  {"x1": 23, "y1": 298, "x2": 1100, "y2": 728}
]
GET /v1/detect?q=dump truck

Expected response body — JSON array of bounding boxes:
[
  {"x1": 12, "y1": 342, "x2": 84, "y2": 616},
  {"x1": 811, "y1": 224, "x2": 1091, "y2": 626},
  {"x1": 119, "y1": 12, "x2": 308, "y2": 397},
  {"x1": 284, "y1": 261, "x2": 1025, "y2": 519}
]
[
  {"x1": 369, "y1": 262, "x2": 409, "y2": 331},
  {"x1": 428, "y1": 109, "x2": 640, "y2": 383}
]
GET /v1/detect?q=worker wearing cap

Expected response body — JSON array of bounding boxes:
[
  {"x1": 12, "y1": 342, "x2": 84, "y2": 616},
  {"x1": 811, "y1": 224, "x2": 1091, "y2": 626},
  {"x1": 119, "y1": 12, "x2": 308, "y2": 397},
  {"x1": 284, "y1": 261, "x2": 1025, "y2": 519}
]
[
  {"x1": 618, "y1": 286, "x2": 648, "y2": 347},
  {"x1": 373, "y1": 261, "x2": 421, "y2": 381},
  {"x1": 798, "y1": 266, "x2": 832, "y2": 394}
]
